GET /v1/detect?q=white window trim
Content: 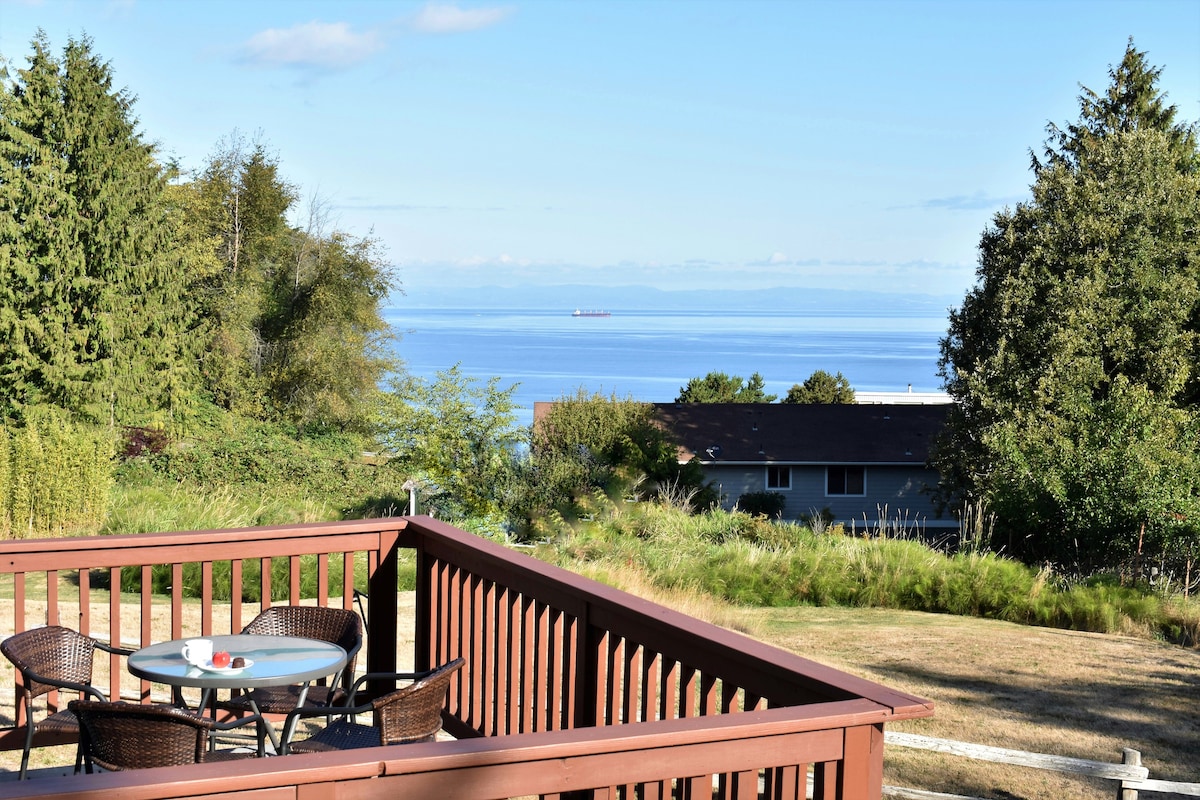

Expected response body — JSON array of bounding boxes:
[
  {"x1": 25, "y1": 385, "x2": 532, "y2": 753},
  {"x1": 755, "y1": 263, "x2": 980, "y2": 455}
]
[{"x1": 765, "y1": 465, "x2": 792, "y2": 491}]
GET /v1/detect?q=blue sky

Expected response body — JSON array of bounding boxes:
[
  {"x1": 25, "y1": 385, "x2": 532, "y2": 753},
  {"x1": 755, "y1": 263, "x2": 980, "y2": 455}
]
[{"x1": 2, "y1": 0, "x2": 1198, "y2": 298}]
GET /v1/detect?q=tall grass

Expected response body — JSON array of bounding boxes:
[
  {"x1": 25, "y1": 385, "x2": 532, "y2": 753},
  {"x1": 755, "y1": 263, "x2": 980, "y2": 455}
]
[
  {"x1": 101, "y1": 472, "x2": 416, "y2": 601},
  {"x1": 538, "y1": 498, "x2": 1200, "y2": 647},
  {"x1": 0, "y1": 411, "x2": 115, "y2": 538}
]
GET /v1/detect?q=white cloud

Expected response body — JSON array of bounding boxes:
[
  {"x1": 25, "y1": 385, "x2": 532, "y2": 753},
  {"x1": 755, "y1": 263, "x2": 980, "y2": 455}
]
[
  {"x1": 919, "y1": 191, "x2": 1026, "y2": 212},
  {"x1": 240, "y1": 21, "x2": 383, "y2": 70},
  {"x1": 411, "y1": 3, "x2": 514, "y2": 34}
]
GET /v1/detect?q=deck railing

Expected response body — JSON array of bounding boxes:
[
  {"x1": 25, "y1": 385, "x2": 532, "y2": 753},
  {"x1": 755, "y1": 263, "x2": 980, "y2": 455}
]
[{"x1": 0, "y1": 516, "x2": 933, "y2": 799}]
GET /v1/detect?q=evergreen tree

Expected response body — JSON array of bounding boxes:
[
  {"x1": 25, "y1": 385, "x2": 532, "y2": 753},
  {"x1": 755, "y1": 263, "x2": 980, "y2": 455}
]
[
  {"x1": 675, "y1": 371, "x2": 777, "y2": 403},
  {"x1": 0, "y1": 34, "x2": 76, "y2": 415},
  {"x1": 783, "y1": 370, "x2": 855, "y2": 404},
  {"x1": 0, "y1": 34, "x2": 196, "y2": 426},
  {"x1": 1038, "y1": 38, "x2": 1199, "y2": 173},
  {"x1": 936, "y1": 42, "x2": 1200, "y2": 566}
]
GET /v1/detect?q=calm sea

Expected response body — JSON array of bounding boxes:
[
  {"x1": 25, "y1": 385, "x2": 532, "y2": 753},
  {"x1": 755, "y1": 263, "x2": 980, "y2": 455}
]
[{"x1": 386, "y1": 308, "x2": 950, "y2": 427}]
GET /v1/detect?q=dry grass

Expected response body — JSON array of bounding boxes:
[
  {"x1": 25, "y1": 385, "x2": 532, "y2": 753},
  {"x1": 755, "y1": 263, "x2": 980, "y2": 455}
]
[{"x1": 740, "y1": 605, "x2": 1200, "y2": 800}]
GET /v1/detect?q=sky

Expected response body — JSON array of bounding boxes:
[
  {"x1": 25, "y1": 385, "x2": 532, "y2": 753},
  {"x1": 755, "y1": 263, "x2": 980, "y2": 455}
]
[{"x1": 1, "y1": 0, "x2": 1198, "y2": 299}]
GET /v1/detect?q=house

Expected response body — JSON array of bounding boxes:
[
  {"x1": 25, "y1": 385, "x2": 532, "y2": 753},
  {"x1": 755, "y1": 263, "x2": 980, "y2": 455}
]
[{"x1": 652, "y1": 402, "x2": 951, "y2": 530}]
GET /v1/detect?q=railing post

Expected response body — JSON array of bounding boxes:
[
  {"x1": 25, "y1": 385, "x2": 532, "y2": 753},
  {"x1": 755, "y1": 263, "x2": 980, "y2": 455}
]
[
  {"x1": 366, "y1": 526, "x2": 401, "y2": 692},
  {"x1": 1118, "y1": 748, "x2": 1141, "y2": 800},
  {"x1": 573, "y1": 601, "x2": 598, "y2": 729},
  {"x1": 839, "y1": 724, "x2": 885, "y2": 800}
]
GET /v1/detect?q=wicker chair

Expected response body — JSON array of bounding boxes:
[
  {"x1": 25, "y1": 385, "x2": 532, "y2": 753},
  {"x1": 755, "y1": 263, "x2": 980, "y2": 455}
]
[
  {"x1": 280, "y1": 658, "x2": 464, "y2": 754},
  {"x1": 218, "y1": 605, "x2": 362, "y2": 716},
  {"x1": 0, "y1": 626, "x2": 134, "y2": 779},
  {"x1": 69, "y1": 700, "x2": 266, "y2": 771}
]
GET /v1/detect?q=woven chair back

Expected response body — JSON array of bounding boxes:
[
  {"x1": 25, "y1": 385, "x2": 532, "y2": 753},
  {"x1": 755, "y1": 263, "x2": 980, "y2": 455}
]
[
  {"x1": 1, "y1": 626, "x2": 97, "y2": 700},
  {"x1": 70, "y1": 701, "x2": 213, "y2": 770},
  {"x1": 373, "y1": 658, "x2": 464, "y2": 745},
  {"x1": 241, "y1": 605, "x2": 362, "y2": 688}
]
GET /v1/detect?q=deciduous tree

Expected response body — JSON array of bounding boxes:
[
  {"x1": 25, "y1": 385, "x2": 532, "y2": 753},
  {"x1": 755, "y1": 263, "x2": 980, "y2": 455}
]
[
  {"x1": 266, "y1": 231, "x2": 396, "y2": 430},
  {"x1": 376, "y1": 366, "x2": 521, "y2": 520},
  {"x1": 519, "y1": 389, "x2": 714, "y2": 527}
]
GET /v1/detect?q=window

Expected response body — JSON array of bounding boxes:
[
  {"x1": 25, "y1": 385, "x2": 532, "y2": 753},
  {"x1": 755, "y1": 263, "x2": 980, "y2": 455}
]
[
  {"x1": 827, "y1": 466, "x2": 865, "y2": 496},
  {"x1": 766, "y1": 465, "x2": 791, "y2": 490}
]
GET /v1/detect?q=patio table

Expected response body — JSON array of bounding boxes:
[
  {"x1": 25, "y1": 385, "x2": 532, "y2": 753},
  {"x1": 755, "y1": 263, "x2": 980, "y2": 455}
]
[{"x1": 128, "y1": 633, "x2": 349, "y2": 751}]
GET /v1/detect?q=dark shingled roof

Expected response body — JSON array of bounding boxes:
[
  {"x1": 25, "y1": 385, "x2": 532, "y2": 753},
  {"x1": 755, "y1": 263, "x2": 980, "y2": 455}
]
[{"x1": 652, "y1": 403, "x2": 949, "y2": 465}]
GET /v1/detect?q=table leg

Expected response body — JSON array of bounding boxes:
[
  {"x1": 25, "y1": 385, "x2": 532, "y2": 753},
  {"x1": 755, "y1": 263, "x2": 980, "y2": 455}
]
[
  {"x1": 199, "y1": 688, "x2": 216, "y2": 751},
  {"x1": 245, "y1": 682, "x2": 312, "y2": 753},
  {"x1": 275, "y1": 683, "x2": 313, "y2": 753}
]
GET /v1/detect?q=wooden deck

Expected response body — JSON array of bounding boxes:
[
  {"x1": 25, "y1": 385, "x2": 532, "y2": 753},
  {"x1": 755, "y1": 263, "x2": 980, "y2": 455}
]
[{"x1": 0, "y1": 516, "x2": 933, "y2": 799}]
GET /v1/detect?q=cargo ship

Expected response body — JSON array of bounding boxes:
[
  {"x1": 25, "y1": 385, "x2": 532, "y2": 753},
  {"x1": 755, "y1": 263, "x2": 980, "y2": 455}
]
[{"x1": 572, "y1": 309, "x2": 611, "y2": 317}]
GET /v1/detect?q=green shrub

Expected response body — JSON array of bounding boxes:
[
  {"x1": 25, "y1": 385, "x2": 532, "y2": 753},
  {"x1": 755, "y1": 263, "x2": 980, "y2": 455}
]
[
  {"x1": 737, "y1": 491, "x2": 786, "y2": 518},
  {"x1": 143, "y1": 416, "x2": 404, "y2": 516}
]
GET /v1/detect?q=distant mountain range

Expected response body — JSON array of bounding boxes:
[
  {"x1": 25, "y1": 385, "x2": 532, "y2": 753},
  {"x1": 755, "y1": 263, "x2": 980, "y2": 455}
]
[{"x1": 399, "y1": 284, "x2": 961, "y2": 315}]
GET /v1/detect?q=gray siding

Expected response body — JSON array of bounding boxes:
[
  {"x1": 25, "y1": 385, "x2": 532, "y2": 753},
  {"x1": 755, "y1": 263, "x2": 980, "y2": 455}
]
[{"x1": 705, "y1": 464, "x2": 946, "y2": 527}]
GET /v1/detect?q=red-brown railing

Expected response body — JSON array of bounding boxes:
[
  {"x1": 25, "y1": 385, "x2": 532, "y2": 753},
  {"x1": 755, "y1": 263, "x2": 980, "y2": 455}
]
[{"x1": 0, "y1": 516, "x2": 932, "y2": 799}]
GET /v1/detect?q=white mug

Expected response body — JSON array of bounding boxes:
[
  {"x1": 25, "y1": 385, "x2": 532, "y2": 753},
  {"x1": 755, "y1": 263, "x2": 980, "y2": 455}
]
[{"x1": 181, "y1": 638, "x2": 213, "y2": 665}]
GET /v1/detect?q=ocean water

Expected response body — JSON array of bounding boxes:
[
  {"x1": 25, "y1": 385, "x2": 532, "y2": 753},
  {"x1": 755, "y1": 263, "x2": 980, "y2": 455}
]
[{"x1": 386, "y1": 308, "x2": 950, "y2": 427}]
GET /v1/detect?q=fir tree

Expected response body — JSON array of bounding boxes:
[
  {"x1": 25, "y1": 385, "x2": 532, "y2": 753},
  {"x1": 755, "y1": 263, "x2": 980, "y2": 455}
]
[{"x1": 0, "y1": 34, "x2": 197, "y2": 426}]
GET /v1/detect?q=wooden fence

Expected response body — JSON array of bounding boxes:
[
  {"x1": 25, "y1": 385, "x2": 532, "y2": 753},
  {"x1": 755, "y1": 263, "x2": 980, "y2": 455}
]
[{"x1": 883, "y1": 732, "x2": 1200, "y2": 799}]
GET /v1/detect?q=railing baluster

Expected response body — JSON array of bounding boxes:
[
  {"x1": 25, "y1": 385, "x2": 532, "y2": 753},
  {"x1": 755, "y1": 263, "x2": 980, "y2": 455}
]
[
  {"x1": 316, "y1": 552, "x2": 329, "y2": 606},
  {"x1": 46, "y1": 569, "x2": 58, "y2": 626},
  {"x1": 139, "y1": 564, "x2": 153, "y2": 702},
  {"x1": 493, "y1": 584, "x2": 510, "y2": 735},
  {"x1": 562, "y1": 611, "x2": 578, "y2": 729},
  {"x1": 171, "y1": 562, "x2": 184, "y2": 640},
  {"x1": 288, "y1": 554, "x2": 301, "y2": 603},
  {"x1": 506, "y1": 584, "x2": 519, "y2": 733},
  {"x1": 108, "y1": 566, "x2": 121, "y2": 701},
  {"x1": 78, "y1": 568, "x2": 90, "y2": 637},
  {"x1": 200, "y1": 560, "x2": 213, "y2": 636},
  {"x1": 525, "y1": 596, "x2": 542, "y2": 733},
  {"x1": 260, "y1": 556, "x2": 271, "y2": 611},
  {"x1": 469, "y1": 573, "x2": 485, "y2": 732},
  {"x1": 230, "y1": 560, "x2": 243, "y2": 633},
  {"x1": 547, "y1": 607, "x2": 565, "y2": 731}
]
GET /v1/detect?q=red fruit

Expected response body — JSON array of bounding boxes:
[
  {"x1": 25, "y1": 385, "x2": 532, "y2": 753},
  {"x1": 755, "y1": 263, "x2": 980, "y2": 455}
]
[{"x1": 212, "y1": 651, "x2": 231, "y2": 668}]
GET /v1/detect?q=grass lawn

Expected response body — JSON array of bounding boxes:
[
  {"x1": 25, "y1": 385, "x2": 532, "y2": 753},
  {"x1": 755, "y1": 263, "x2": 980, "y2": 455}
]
[{"x1": 739, "y1": 604, "x2": 1200, "y2": 800}]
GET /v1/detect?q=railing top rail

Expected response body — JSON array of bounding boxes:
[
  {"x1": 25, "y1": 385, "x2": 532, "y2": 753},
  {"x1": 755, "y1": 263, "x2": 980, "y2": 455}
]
[
  {"x1": 406, "y1": 515, "x2": 934, "y2": 718},
  {"x1": 0, "y1": 700, "x2": 888, "y2": 799},
  {"x1": 0, "y1": 518, "x2": 407, "y2": 558}
]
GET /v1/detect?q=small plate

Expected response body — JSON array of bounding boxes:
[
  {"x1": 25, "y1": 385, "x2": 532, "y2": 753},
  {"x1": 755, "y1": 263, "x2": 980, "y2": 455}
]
[{"x1": 194, "y1": 658, "x2": 254, "y2": 674}]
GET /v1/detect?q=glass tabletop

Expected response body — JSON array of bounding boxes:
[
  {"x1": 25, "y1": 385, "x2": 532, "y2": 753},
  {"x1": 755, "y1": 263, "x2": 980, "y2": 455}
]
[{"x1": 128, "y1": 633, "x2": 349, "y2": 689}]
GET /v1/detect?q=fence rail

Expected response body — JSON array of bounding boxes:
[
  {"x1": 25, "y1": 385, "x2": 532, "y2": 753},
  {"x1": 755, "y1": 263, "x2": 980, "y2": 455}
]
[{"x1": 884, "y1": 732, "x2": 1200, "y2": 799}]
